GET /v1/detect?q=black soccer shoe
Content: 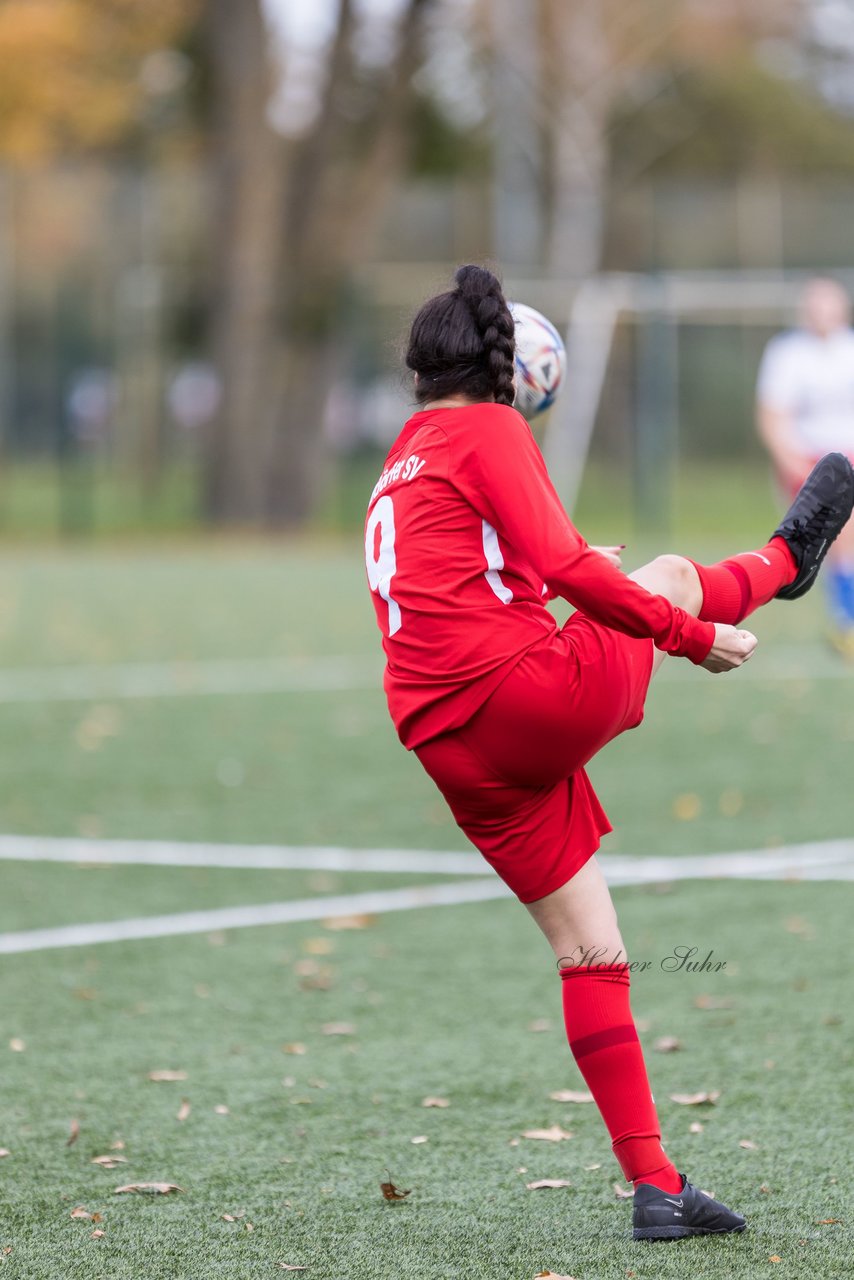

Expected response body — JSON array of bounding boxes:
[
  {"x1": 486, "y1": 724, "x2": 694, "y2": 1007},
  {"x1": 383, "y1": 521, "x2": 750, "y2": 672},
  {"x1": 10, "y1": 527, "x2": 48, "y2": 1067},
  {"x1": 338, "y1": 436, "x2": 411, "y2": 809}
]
[
  {"x1": 632, "y1": 1173, "x2": 747, "y2": 1241},
  {"x1": 773, "y1": 453, "x2": 854, "y2": 601}
]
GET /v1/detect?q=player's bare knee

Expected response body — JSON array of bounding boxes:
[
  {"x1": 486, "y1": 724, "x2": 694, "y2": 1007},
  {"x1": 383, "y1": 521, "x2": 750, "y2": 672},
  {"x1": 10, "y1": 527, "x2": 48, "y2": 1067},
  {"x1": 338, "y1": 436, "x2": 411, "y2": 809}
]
[{"x1": 651, "y1": 555, "x2": 702, "y2": 611}]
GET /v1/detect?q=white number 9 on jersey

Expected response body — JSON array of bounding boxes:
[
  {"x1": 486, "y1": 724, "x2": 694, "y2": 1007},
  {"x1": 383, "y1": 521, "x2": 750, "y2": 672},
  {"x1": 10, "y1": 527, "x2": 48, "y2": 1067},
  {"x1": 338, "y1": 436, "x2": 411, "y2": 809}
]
[{"x1": 365, "y1": 495, "x2": 401, "y2": 635}]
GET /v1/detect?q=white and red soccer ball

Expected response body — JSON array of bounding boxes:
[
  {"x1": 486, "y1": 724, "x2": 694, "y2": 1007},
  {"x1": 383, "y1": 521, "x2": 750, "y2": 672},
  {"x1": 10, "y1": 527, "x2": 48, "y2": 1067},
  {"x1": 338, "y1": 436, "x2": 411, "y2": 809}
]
[{"x1": 509, "y1": 301, "x2": 567, "y2": 420}]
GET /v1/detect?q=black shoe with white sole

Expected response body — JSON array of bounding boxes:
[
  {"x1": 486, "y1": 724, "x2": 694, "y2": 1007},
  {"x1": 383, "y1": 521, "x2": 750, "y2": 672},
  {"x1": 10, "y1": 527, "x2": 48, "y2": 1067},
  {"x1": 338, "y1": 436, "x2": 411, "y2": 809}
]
[
  {"x1": 632, "y1": 1173, "x2": 747, "y2": 1241},
  {"x1": 773, "y1": 452, "x2": 854, "y2": 601}
]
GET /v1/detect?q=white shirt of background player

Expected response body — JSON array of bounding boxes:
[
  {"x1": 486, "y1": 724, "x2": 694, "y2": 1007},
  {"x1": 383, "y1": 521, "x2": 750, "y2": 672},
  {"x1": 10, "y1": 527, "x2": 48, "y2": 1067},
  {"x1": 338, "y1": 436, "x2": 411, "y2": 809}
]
[{"x1": 756, "y1": 278, "x2": 854, "y2": 485}]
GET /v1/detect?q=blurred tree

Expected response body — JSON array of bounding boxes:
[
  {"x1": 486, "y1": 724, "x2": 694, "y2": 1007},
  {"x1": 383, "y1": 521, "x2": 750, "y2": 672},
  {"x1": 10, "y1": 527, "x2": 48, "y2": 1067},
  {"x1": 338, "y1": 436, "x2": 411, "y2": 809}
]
[
  {"x1": 0, "y1": 0, "x2": 199, "y2": 159},
  {"x1": 611, "y1": 53, "x2": 854, "y2": 183},
  {"x1": 539, "y1": 0, "x2": 616, "y2": 279},
  {"x1": 480, "y1": 0, "x2": 807, "y2": 279},
  {"x1": 4, "y1": 0, "x2": 850, "y2": 528},
  {"x1": 203, "y1": 0, "x2": 436, "y2": 525}
]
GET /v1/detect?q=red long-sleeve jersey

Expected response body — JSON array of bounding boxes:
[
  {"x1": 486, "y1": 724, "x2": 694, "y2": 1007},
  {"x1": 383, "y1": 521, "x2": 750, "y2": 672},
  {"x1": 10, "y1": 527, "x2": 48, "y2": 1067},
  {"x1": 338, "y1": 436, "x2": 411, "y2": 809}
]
[{"x1": 364, "y1": 403, "x2": 715, "y2": 748}]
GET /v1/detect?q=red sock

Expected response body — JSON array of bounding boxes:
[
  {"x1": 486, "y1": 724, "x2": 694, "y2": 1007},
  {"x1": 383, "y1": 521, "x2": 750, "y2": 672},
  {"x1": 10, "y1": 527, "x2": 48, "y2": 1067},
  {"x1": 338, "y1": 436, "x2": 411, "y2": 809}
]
[
  {"x1": 690, "y1": 536, "x2": 797, "y2": 625},
  {"x1": 560, "y1": 963, "x2": 681, "y2": 1192}
]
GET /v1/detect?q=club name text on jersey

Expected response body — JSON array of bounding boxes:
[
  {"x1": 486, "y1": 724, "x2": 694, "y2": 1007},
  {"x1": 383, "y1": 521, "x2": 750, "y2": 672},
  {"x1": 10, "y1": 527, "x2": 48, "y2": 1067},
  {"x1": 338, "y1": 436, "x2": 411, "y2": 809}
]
[{"x1": 371, "y1": 454, "x2": 427, "y2": 503}]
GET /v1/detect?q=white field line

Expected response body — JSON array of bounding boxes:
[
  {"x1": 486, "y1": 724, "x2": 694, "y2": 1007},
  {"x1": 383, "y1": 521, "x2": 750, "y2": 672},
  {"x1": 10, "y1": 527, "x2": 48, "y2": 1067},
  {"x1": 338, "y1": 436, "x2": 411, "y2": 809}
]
[
  {"x1": 0, "y1": 646, "x2": 846, "y2": 703},
  {"x1": 0, "y1": 656, "x2": 380, "y2": 703},
  {"x1": 0, "y1": 834, "x2": 853, "y2": 880},
  {"x1": 0, "y1": 834, "x2": 487, "y2": 876},
  {"x1": 0, "y1": 880, "x2": 511, "y2": 955},
  {"x1": 0, "y1": 837, "x2": 851, "y2": 955},
  {"x1": 599, "y1": 841, "x2": 854, "y2": 885}
]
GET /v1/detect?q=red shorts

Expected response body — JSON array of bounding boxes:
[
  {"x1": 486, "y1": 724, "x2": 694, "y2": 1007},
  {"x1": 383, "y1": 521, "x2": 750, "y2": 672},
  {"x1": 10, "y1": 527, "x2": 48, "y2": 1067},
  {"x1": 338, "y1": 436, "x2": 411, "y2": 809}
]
[{"x1": 414, "y1": 614, "x2": 655, "y2": 904}]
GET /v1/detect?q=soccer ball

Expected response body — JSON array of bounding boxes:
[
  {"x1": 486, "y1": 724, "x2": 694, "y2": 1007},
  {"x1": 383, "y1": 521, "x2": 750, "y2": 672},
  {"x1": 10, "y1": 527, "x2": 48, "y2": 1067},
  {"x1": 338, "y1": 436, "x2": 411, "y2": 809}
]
[{"x1": 509, "y1": 301, "x2": 567, "y2": 419}]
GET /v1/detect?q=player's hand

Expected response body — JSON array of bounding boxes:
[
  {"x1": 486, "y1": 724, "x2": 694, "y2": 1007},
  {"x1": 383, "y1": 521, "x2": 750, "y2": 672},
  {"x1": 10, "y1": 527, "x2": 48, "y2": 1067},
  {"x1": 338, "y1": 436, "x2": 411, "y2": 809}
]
[
  {"x1": 591, "y1": 545, "x2": 626, "y2": 569},
  {"x1": 700, "y1": 624, "x2": 758, "y2": 673}
]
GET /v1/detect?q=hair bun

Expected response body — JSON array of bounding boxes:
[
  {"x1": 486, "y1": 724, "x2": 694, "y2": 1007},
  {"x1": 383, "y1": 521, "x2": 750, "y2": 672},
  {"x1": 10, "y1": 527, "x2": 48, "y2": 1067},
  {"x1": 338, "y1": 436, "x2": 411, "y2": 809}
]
[
  {"x1": 454, "y1": 264, "x2": 502, "y2": 303},
  {"x1": 406, "y1": 263, "x2": 516, "y2": 408}
]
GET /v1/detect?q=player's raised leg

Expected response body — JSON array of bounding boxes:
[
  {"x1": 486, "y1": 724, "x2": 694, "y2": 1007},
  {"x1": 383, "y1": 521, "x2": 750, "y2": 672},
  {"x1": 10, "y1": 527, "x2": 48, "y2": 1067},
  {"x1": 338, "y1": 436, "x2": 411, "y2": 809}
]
[
  {"x1": 634, "y1": 451, "x2": 854, "y2": 677},
  {"x1": 692, "y1": 452, "x2": 854, "y2": 613}
]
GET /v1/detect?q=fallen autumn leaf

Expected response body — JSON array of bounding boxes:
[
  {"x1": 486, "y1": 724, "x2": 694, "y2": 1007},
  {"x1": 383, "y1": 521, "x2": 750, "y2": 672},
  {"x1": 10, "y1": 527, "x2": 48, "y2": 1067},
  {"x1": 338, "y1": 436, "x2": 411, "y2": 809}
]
[
  {"x1": 302, "y1": 938, "x2": 334, "y2": 955},
  {"x1": 322, "y1": 913, "x2": 375, "y2": 930},
  {"x1": 380, "y1": 1176, "x2": 411, "y2": 1201},
  {"x1": 693, "y1": 995, "x2": 734, "y2": 1011},
  {"x1": 521, "y1": 1126, "x2": 573, "y2": 1142},
  {"x1": 669, "y1": 1091, "x2": 721, "y2": 1106},
  {"x1": 548, "y1": 1090, "x2": 594, "y2": 1104},
  {"x1": 672, "y1": 791, "x2": 702, "y2": 821},
  {"x1": 113, "y1": 1183, "x2": 184, "y2": 1195},
  {"x1": 526, "y1": 1179, "x2": 572, "y2": 1190}
]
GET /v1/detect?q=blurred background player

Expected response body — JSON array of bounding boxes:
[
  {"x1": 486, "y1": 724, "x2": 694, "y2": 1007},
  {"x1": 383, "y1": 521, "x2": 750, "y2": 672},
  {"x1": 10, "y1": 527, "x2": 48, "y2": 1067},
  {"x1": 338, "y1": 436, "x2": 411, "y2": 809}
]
[{"x1": 757, "y1": 277, "x2": 854, "y2": 653}]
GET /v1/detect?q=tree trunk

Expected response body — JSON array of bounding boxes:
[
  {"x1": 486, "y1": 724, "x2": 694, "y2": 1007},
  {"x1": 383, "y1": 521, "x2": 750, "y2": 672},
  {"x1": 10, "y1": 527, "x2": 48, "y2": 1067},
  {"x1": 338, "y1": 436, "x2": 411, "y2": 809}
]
[
  {"x1": 203, "y1": 0, "x2": 434, "y2": 526},
  {"x1": 264, "y1": 0, "x2": 434, "y2": 525},
  {"x1": 203, "y1": 0, "x2": 284, "y2": 522},
  {"x1": 263, "y1": 335, "x2": 339, "y2": 526},
  {"x1": 542, "y1": 0, "x2": 612, "y2": 280}
]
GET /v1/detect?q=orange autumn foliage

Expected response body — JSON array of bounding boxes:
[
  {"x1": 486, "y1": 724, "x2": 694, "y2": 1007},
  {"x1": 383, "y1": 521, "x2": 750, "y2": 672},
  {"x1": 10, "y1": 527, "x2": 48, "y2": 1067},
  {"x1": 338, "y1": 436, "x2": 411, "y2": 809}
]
[{"x1": 0, "y1": 0, "x2": 199, "y2": 159}]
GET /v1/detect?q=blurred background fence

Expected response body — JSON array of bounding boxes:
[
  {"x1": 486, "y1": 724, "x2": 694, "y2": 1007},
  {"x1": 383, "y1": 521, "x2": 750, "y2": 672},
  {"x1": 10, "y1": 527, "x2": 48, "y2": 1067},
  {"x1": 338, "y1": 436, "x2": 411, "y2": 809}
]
[{"x1": 1, "y1": 0, "x2": 854, "y2": 538}]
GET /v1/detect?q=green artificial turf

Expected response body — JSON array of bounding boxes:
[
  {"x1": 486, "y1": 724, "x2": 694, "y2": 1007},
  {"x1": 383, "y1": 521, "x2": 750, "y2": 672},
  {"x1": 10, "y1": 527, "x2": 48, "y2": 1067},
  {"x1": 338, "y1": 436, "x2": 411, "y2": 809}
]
[
  {"x1": 0, "y1": 530, "x2": 850, "y2": 1277},
  {"x1": 0, "y1": 881, "x2": 851, "y2": 1279},
  {"x1": 0, "y1": 539, "x2": 847, "y2": 854},
  {"x1": 0, "y1": 862, "x2": 453, "y2": 934}
]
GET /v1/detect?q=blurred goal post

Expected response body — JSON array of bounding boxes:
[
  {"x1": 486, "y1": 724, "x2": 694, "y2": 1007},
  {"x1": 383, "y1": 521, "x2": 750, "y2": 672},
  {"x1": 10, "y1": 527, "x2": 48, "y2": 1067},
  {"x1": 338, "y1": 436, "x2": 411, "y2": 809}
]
[{"x1": 543, "y1": 269, "x2": 854, "y2": 531}]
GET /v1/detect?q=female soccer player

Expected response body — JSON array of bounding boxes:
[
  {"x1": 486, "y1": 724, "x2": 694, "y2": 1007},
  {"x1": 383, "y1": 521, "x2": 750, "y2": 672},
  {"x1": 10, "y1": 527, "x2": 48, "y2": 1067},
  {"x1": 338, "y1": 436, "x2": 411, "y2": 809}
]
[{"x1": 364, "y1": 265, "x2": 854, "y2": 1241}]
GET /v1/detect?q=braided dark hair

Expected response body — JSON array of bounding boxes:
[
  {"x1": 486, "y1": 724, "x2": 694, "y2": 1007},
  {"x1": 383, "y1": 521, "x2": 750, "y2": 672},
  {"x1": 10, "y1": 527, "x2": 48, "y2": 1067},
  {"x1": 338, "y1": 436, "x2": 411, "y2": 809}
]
[{"x1": 406, "y1": 264, "x2": 516, "y2": 407}]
